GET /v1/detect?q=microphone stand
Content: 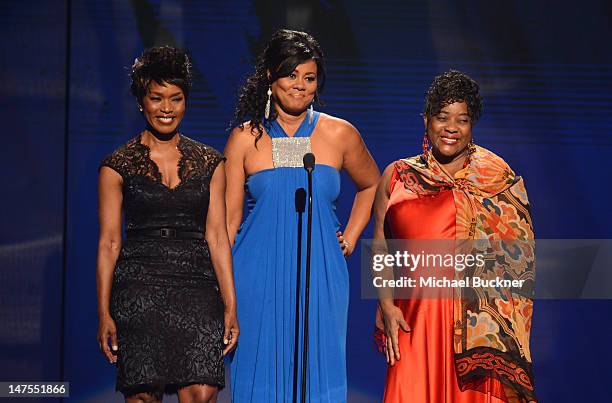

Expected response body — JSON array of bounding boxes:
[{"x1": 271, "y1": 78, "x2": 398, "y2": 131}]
[
  {"x1": 293, "y1": 188, "x2": 306, "y2": 403},
  {"x1": 300, "y1": 153, "x2": 315, "y2": 403}
]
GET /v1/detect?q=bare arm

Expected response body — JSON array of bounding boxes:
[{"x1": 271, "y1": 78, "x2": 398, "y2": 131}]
[
  {"x1": 224, "y1": 128, "x2": 247, "y2": 245},
  {"x1": 206, "y1": 161, "x2": 239, "y2": 354},
  {"x1": 372, "y1": 164, "x2": 394, "y2": 305},
  {"x1": 340, "y1": 122, "x2": 381, "y2": 254},
  {"x1": 373, "y1": 163, "x2": 409, "y2": 365},
  {"x1": 96, "y1": 166, "x2": 123, "y2": 363}
]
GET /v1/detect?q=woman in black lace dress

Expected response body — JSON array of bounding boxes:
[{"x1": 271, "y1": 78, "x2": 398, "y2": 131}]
[{"x1": 96, "y1": 46, "x2": 238, "y2": 403}]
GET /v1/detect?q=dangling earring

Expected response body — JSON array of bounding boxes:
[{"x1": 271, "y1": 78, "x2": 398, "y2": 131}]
[
  {"x1": 422, "y1": 132, "x2": 430, "y2": 159},
  {"x1": 463, "y1": 139, "x2": 476, "y2": 168},
  {"x1": 308, "y1": 102, "x2": 314, "y2": 124},
  {"x1": 264, "y1": 86, "x2": 272, "y2": 120},
  {"x1": 138, "y1": 104, "x2": 143, "y2": 112}
]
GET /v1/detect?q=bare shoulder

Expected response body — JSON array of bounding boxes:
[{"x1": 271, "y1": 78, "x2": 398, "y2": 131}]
[
  {"x1": 382, "y1": 162, "x2": 396, "y2": 180},
  {"x1": 317, "y1": 113, "x2": 360, "y2": 141},
  {"x1": 375, "y1": 162, "x2": 397, "y2": 197},
  {"x1": 226, "y1": 123, "x2": 260, "y2": 152}
]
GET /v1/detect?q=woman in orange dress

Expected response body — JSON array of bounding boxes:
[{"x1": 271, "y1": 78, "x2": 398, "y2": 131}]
[{"x1": 373, "y1": 70, "x2": 536, "y2": 402}]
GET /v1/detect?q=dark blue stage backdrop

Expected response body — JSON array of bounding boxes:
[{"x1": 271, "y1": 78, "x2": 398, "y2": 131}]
[{"x1": 1, "y1": 1, "x2": 611, "y2": 402}]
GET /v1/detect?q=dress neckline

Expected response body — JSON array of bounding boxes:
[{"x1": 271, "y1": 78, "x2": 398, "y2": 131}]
[
  {"x1": 267, "y1": 111, "x2": 320, "y2": 138},
  {"x1": 137, "y1": 132, "x2": 186, "y2": 191}
]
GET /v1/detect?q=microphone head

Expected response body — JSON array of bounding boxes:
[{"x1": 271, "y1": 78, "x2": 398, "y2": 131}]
[
  {"x1": 295, "y1": 188, "x2": 306, "y2": 213},
  {"x1": 303, "y1": 153, "x2": 315, "y2": 172}
]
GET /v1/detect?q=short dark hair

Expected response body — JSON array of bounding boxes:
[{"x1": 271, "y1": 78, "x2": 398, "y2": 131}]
[
  {"x1": 130, "y1": 46, "x2": 192, "y2": 105},
  {"x1": 424, "y1": 70, "x2": 483, "y2": 123}
]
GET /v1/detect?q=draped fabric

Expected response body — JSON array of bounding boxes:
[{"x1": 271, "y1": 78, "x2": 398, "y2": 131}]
[
  {"x1": 230, "y1": 112, "x2": 349, "y2": 402},
  {"x1": 377, "y1": 145, "x2": 536, "y2": 402}
]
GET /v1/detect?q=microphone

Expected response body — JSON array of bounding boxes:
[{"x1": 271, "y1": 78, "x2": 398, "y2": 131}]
[
  {"x1": 295, "y1": 188, "x2": 306, "y2": 213},
  {"x1": 303, "y1": 153, "x2": 315, "y2": 173}
]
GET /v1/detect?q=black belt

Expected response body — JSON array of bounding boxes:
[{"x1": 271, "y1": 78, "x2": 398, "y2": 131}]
[{"x1": 127, "y1": 228, "x2": 204, "y2": 239}]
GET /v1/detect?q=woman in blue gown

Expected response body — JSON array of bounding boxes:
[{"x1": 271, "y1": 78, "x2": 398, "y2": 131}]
[{"x1": 224, "y1": 30, "x2": 380, "y2": 402}]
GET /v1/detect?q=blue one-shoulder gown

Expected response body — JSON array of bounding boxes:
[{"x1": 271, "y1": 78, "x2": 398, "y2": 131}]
[{"x1": 230, "y1": 112, "x2": 348, "y2": 402}]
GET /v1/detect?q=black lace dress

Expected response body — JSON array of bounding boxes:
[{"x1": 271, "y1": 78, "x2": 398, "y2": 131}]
[{"x1": 100, "y1": 134, "x2": 225, "y2": 396}]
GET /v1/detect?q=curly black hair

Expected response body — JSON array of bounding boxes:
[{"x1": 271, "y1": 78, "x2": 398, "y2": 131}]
[
  {"x1": 130, "y1": 46, "x2": 192, "y2": 106},
  {"x1": 424, "y1": 70, "x2": 483, "y2": 123},
  {"x1": 230, "y1": 29, "x2": 326, "y2": 145}
]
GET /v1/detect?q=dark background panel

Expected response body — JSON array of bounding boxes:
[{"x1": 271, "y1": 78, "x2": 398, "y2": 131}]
[
  {"x1": 0, "y1": 0, "x2": 610, "y2": 402},
  {"x1": 0, "y1": 2, "x2": 67, "y2": 400}
]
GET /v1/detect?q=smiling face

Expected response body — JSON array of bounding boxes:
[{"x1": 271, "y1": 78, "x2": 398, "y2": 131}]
[
  {"x1": 424, "y1": 101, "x2": 472, "y2": 164},
  {"x1": 141, "y1": 81, "x2": 186, "y2": 135},
  {"x1": 271, "y1": 59, "x2": 318, "y2": 116}
]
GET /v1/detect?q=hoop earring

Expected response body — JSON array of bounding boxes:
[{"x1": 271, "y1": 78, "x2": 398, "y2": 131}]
[
  {"x1": 308, "y1": 102, "x2": 314, "y2": 124},
  {"x1": 422, "y1": 132, "x2": 429, "y2": 159},
  {"x1": 264, "y1": 86, "x2": 272, "y2": 120}
]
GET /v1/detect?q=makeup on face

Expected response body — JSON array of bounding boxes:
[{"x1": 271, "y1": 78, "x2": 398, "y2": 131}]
[
  {"x1": 141, "y1": 81, "x2": 186, "y2": 136},
  {"x1": 272, "y1": 59, "x2": 318, "y2": 116},
  {"x1": 426, "y1": 101, "x2": 472, "y2": 163}
]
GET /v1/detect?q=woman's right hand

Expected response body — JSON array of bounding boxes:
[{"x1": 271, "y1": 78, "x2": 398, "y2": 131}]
[
  {"x1": 380, "y1": 303, "x2": 410, "y2": 366},
  {"x1": 97, "y1": 314, "x2": 118, "y2": 364}
]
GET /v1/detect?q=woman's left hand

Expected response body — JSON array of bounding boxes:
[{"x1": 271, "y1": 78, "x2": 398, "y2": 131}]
[
  {"x1": 336, "y1": 231, "x2": 354, "y2": 257},
  {"x1": 223, "y1": 308, "x2": 239, "y2": 356}
]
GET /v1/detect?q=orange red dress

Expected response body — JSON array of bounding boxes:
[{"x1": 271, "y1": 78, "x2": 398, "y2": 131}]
[{"x1": 377, "y1": 146, "x2": 536, "y2": 403}]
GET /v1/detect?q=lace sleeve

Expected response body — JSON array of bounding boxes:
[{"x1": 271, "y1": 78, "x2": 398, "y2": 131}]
[
  {"x1": 204, "y1": 147, "x2": 226, "y2": 179},
  {"x1": 99, "y1": 137, "x2": 143, "y2": 179},
  {"x1": 180, "y1": 137, "x2": 226, "y2": 183},
  {"x1": 99, "y1": 151, "x2": 126, "y2": 178}
]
